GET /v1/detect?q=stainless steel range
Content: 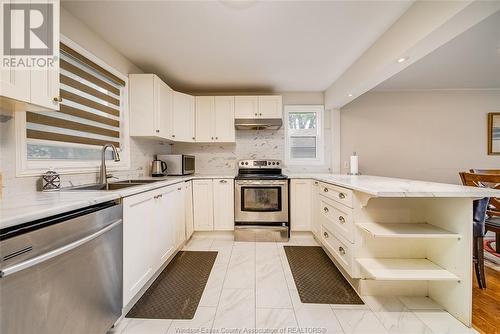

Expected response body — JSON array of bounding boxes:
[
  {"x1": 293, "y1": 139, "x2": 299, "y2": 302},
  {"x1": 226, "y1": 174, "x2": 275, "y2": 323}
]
[{"x1": 234, "y1": 159, "x2": 289, "y2": 242}]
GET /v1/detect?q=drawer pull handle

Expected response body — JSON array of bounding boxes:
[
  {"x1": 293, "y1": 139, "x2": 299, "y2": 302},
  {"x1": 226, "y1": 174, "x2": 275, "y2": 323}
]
[
  {"x1": 323, "y1": 207, "x2": 329, "y2": 213},
  {"x1": 323, "y1": 188, "x2": 329, "y2": 193},
  {"x1": 338, "y1": 216, "x2": 345, "y2": 224},
  {"x1": 338, "y1": 246, "x2": 346, "y2": 255},
  {"x1": 338, "y1": 193, "x2": 346, "y2": 199},
  {"x1": 323, "y1": 231, "x2": 329, "y2": 238},
  {"x1": 220, "y1": 179, "x2": 227, "y2": 183}
]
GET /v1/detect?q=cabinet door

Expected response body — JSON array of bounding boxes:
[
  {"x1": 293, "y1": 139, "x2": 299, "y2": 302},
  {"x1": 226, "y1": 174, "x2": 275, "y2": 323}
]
[
  {"x1": 311, "y1": 180, "x2": 320, "y2": 238},
  {"x1": 156, "y1": 76, "x2": 173, "y2": 139},
  {"x1": 153, "y1": 186, "x2": 177, "y2": 269},
  {"x1": 290, "y1": 179, "x2": 312, "y2": 231},
  {"x1": 192, "y1": 179, "x2": 214, "y2": 231},
  {"x1": 214, "y1": 96, "x2": 235, "y2": 142},
  {"x1": 29, "y1": 0, "x2": 59, "y2": 110},
  {"x1": 195, "y1": 96, "x2": 214, "y2": 142},
  {"x1": 129, "y1": 74, "x2": 155, "y2": 136},
  {"x1": 234, "y1": 96, "x2": 258, "y2": 119},
  {"x1": 174, "y1": 185, "x2": 186, "y2": 248},
  {"x1": 185, "y1": 181, "x2": 194, "y2": 239},
  {"x1": 0, "y1": 0, "x2": 29, "y2": 102},
  {"x1": 213, "y1": 179, "x2": 234, "y2": 231},
  {"x1": 258, "y1": 96, "x2": 282, "y2": 119},
  {"x1": 173, "y1": 91, "x2": 195, "y2": 142},
  {"x1": 123, "y1": 191, "x2": 156, "y2": 305}
]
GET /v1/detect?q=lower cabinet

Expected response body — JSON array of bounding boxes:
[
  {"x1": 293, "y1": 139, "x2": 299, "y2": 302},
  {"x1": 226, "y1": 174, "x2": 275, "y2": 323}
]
[
  {"x1": 311, "y1": 180, "x2": 320, "y2": 238},
  {"x1": 193, "y1": 179, "x2": 234, "y2": 231},
  {"x1": 123, "y1": 183, "x2": 186, "y2": 306},
  {"x1": 290, "y1": 179, "x2": 313, "y2": 231},
  {"x1": 185, "y1": 181, "x2": 194, "y2": 239}
]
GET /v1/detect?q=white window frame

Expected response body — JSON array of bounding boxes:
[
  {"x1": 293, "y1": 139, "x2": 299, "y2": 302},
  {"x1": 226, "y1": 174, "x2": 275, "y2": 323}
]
[
  {"x1": 15, "y1": 35, "x2": 131, "y2": 177},
  {"x1": 285, "y1": 105, "x2": 325, "y2": 166}
]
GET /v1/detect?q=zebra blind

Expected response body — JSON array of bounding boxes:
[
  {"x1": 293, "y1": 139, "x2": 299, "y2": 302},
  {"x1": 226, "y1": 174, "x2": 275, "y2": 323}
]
[{"x1": 26, "y1": 42, "x2": 125, "y2": 154}]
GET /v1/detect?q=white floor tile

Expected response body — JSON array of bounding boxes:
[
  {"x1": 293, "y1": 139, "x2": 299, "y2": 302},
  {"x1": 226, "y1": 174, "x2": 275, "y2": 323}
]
[
  {"x1": 199, "y1": 263, "x2": 228, "y2": 307},
  {"x1": 107, "y1": 318, "x2": 130, "y2": 334},
  {"x1": 122, "y1": 319, "x2": 172, "y2": 334},
  {"x1": 213, "y1": 289, "x2": 255, "y2": 330},
  {"x1": 256, "y1": 308, "x2": 298, "y2": 331},
  {"x1": 183, "y1": 238, "x2": 214, "y2": 251},
  {"x1": 334, "y1": 309, "x2": 388, "y2": 334},
  {"x1": 290, "y1": 289, "x2": 344, "y2": 333},
  {"x1": 223, "y1": 259, "x2": 255, "y2": 289},
  {"x1": 398, "y1": 296, "x2": 443, "y2": 310},
  {"x1": 413, "y1": 310, "x2": 474, "y2": 334},
  {"x1": 256, "y1": 260, "x2": 292, "y2": 308},
  {"x1": 166, "y1": 307, "x2": 216, "y2": 334}
]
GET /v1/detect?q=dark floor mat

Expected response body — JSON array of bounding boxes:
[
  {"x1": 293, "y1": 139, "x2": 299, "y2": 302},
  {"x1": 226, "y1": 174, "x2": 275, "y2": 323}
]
[
  {"x1": 284, "y1": 246, "x2": 364, "y2": 304},
  {"x1": 127, "y1": 251, "x2": 217, "y2": 319}
]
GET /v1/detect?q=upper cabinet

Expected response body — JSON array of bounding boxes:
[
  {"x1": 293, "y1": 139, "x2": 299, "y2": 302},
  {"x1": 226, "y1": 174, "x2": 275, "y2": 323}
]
[
  {"x1": 173, "y1": 91, "x2": 195, "y2": 142},
  {"x1": 129, "y1": 74, "x2": 173, "y2": 139},
  {"x1": 0, "y1": 0, "x2": 60, "y2": 111},
  {"x1": 195, "y1": 96, "x2": 235, "y2": 143},
  {"x1": 235, "y1": 95, "x2": 282, "y2": 119}
]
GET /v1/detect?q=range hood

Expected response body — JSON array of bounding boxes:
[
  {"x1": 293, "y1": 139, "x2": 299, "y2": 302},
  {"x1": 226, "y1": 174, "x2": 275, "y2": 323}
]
[{"x1": 234, "y1": 118, "x2": 283, "y2": 130}]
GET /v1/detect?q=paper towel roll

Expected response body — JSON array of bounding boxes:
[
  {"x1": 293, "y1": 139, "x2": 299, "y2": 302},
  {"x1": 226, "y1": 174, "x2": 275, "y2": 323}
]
[{"x1": 350, "y1": 154, "x2": 358, "y2": 175}]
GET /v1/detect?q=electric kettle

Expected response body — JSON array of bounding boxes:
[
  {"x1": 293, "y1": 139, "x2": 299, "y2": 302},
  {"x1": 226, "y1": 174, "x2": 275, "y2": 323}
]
[{"x1": 151, "y1": 157, "x2": 168, "y2": 177}]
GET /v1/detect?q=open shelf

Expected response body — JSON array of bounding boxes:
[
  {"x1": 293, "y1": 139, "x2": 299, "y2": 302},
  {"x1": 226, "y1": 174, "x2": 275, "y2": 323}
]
[
  {"x1": 357, "y1": 258, "x2": 460, "y2": 281},
  {"x1": 357, "y1": 222, "x2": 459, "y2": 239}
]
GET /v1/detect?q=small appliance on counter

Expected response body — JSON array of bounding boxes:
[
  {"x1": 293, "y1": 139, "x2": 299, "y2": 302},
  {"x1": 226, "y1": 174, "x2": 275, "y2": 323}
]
[
  {"x1": 157, "y1": 154, "x2": 195, "y2": 175},
  {"x1": 151, "y1": 156, "x2": 168, "y2": 177}
]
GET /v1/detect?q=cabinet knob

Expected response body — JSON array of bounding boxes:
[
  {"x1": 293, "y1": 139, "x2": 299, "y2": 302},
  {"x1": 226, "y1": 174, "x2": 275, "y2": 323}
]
[
  {"x1": 156, "y1": 130, "x2": 160, "y2": 133},
  {"x1": 323, "y1": 188, "x2": 328, "y2": 193},
  {"x1": 323, "y1": 207, "x2": 329, "y2": 213},
  {"x1": 219, "y1": 179, "x2": 227, "y2": 183},
  {"x1": 338, "y1": 193, "x2": 346, "y2": 199},
  {"x1": 192, "y1": 137, "x2": 195, "y2": 140},
  {"x1": 172, "y1": 134, "x2": 175, "y2": 138},
  {"x1": 211, "y1": 137, "x2": 214, "y2": 140},
  {"x1": 215, "y1": 137, "x2": 218, "y2": 140},
  {"x1": 323, "y1": 231, "x2": 329, "y2": 238},
  {"x1": 338, "y1": 246, "x2": 346, "y2": 255},
  {"x1": 259, "y1": 113, "x2": 262, "y2": 116},
  {"x1": 53, "y1": 96, "x2": 62, "y2": 102},
  {"x1": 338, "y1": 216, "x2": 345, "y2": 224},
  {"x1": 177, "y1": 187, "x2": 182, "y2": 190}
]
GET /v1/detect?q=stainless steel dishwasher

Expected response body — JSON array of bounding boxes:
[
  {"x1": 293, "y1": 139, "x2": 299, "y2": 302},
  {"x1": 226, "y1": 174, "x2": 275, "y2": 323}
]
[{"x1": 0, "y1": 200, "x2": 123, "y2": 334}]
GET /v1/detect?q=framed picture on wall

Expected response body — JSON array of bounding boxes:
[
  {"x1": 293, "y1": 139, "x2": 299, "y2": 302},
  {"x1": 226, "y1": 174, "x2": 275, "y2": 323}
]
[{"x1": 488, "y1": 112, "x2": 500, "y2": 155}]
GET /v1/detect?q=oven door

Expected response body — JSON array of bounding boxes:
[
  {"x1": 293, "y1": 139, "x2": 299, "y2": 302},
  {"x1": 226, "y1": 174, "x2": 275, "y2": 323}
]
[
  {"x1": 182, "y1": 155, "x2": 195, "y2": 175},
  {"x1": 235, "y1": 180, "x2": 288, "y2": 223}
]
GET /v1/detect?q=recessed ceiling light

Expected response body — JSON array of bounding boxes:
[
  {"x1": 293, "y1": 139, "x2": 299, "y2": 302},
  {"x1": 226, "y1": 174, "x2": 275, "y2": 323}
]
[
  {"x1": 348, "y1": 93, "x2": 353, "y2": 97},
  {"x1": 397, "y1": 57, "x2": 409, "y2": 63}
]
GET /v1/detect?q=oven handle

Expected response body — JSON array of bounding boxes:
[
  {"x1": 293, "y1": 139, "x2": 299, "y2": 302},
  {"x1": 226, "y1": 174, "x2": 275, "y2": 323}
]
[{"x1": 235, "y1": 181, "x2": 288, "y2": 186}]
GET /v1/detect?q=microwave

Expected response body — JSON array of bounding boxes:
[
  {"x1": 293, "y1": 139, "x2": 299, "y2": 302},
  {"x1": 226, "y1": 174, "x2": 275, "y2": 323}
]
[{"x1": 157, "y1": 154, "x2": 195, "y2": 175}]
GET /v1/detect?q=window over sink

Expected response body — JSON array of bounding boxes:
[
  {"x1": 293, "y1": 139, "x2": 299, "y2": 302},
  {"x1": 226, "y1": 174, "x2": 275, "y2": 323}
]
[
  {"x1": 16, "y1": 36, "x2": 130, "y2": 176},
  {"x1": 285, "y1": 105, "x2": 324, "y2": 166}
]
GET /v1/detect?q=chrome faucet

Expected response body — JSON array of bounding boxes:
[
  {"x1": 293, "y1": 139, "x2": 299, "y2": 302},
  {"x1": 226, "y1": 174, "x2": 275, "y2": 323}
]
[{"x1": 99, "y1": 143, "x2": 121, "y2": 186}]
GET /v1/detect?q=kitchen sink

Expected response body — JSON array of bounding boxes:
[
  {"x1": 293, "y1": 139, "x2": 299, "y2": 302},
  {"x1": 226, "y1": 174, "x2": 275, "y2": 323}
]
[{"x1": 63, "y1": 179, "x2": 162, "y2": 191}]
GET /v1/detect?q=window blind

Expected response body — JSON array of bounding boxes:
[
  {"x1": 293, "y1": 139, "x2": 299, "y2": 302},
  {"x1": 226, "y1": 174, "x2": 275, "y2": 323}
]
[{"x1": 26, "y1": 42, "x2": 125, "y2": 149}]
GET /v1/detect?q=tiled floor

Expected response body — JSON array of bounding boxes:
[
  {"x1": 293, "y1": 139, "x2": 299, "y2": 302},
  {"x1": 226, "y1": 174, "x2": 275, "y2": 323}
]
[{"x1": 110, "y1": 233, "x2": 477, "y2": 334}]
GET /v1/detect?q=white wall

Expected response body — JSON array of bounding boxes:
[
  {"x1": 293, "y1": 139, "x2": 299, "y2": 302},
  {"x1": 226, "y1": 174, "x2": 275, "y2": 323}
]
[
  {"x1": 0, "y1": 7, "x2": 171, "y2": 197},
  {"x1": 340, "y1": 90, "x2": 500, "y2": 184}
]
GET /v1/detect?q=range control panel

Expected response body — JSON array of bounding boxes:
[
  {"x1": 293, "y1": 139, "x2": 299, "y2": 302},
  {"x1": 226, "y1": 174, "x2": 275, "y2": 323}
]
[{"x1": 238, "y1": 159, "x2": 282, "y2": 169}]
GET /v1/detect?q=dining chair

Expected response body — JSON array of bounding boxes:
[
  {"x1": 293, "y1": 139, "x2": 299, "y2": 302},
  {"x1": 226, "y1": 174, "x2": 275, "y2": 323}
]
[{"x1": 459, "y1": 172, "x2": 500, "y2": 289}]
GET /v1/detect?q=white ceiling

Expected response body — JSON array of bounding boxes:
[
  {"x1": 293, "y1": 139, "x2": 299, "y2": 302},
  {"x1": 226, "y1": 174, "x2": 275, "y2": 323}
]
[
  {"x1": 61, "y1": 1, "x2": 413, "y2": 93},
  {"x1": 375, "y1": 10, "x2": 500, "y2": 90}
]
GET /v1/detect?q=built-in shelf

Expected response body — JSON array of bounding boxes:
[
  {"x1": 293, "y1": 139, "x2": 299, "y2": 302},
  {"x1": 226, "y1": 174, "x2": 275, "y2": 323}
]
[
  {"x1": 357, "y1": 258, "x2": 460, "y2": 281},
  {"x1": 357, "y1": 222, "x2": 460, "y2": 239}
]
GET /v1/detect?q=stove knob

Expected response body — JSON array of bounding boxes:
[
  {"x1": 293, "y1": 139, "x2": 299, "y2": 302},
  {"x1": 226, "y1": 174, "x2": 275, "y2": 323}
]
[
  {"x1": 268, "y1": 162, "x2": 271, "y2": 165},
  {"x1": 272, "y1": 162, "x2": 276, "y2": 165},
  {"x1": 245, "y1": 162, "x2": 248, "y2": 165},
  {"x1": 241, "y1": 162, "x2": 244, "y2": 165},
  {"x1": 277, "y1": 162, "x2": 280, "y2": 165}
]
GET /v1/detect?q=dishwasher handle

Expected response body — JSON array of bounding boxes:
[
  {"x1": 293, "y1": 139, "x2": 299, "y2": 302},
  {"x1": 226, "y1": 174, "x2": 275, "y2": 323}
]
[{"x1": 0, "y1": 219, "x2": 122, "y2": 278}]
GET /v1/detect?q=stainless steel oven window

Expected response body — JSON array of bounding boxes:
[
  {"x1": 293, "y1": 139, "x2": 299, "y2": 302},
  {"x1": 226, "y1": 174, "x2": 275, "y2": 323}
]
[
  {"x1": 183, "y1": 156, "x2": 195, "y2": 173},
  {"x1": 241, "y1": 186, "x2": 282, "y2": 212}
]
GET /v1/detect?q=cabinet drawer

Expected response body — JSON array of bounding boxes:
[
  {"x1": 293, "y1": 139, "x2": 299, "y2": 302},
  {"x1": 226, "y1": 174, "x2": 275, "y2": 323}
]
[
  {"x1": 319, "y1": 195, "x2": 354, "y2": 242},
  {"x1": 320, "y1": 225, "x2": 353, "y2": 275},
  {"x1": 318, "y1": 182, "x2": 353, "y2": 208}
]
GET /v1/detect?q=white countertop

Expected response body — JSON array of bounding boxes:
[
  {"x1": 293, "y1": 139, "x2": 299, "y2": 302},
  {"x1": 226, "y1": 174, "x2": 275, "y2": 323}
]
[{"x1": 2, "y1": 173, "x2": 498, "y2": 231}]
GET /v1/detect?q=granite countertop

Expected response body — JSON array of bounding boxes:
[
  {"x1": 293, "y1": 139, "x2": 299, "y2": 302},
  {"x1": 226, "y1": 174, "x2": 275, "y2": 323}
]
[
  {"x1": 288, "y1": 174, "x2": 500, "y2": 198},
  {"x1": 0, "y1": 174, "x2": 236, "y2": 231},
  {"x1": 2, "y1": 173, "x2": 499, "y2": 231}
]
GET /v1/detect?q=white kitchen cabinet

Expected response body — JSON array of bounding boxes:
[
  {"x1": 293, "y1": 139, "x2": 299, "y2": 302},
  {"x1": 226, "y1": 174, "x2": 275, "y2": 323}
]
[
  {"x1": 123, "y1": 190, "x2": 156, "y2": 306},
  {"x1": 290, "y1": 179, "x2": 313, "y2": 231},
  {"x1": 311, "y1": 180, "x2": 320, "y2": 238},
  {"x1": 234, "y1": 96, "x2": 259, "y2": 119},
  {"x1": 0, "y1": 0, "x2": 60, "y2": 110},
  {"x1": 195, "y1": 96, "x2": 235, "y2": 143},
  {"x1": 174, "y1": 185, "x2": 186, "y2": 248},
  {"x1": 152, "y1": 186, "x2": 176, "y2": 270},
  {"x1": 173, "y1": 91, "x2": 195, "y2": 142},
  {"x1": 213, "y1": 179, "x2": 235, "y2": 230},
  {"x1": 185, "y1": 181, "x2": 194, "y2": 239},
  {"x1": 129, "y1": 74, "x2": 173, "y2": 139},
  {"x1": 193, "y1": 178, "x2": 235, "y2": 231},
  {"x1": 234, "y1": 95, "x2": 282, "y2": 119},
  {"x1": 192, "y1": 179, "x2": 214, "y2": 231},
  {"x1": 258, "y1": 96, "x2": 282, "y2": 118}
]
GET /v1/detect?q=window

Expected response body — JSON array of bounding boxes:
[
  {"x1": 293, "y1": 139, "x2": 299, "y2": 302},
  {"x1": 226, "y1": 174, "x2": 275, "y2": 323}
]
[
  {"x1": 16, "y1": 36, "x2": 130, "y2": 175},
  {"x1": 285, "y1": 105, "x2": 324, "y2": 166}
]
